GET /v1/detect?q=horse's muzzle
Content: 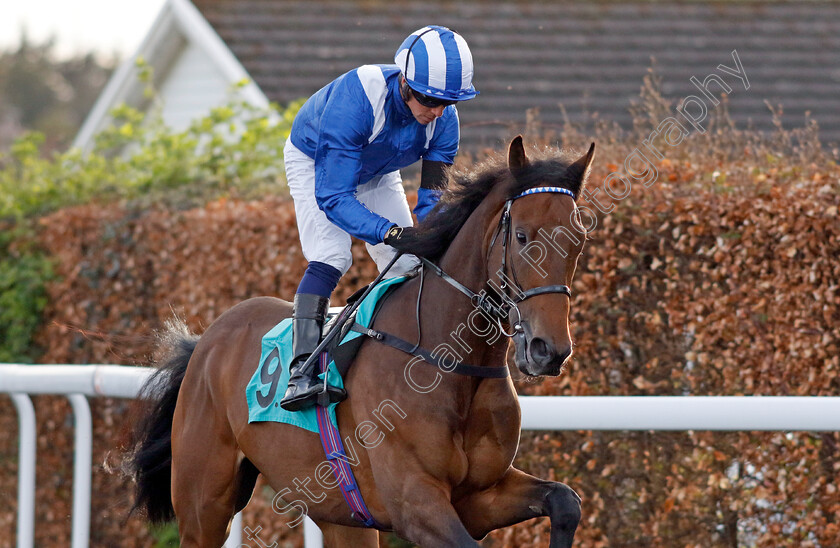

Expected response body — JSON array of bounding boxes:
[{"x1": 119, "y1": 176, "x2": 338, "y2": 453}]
[{"x1": 512, "y1": 323, "x2": 573, "y2": 377}]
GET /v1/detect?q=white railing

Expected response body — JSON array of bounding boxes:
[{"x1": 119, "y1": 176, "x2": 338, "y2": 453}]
[
  {"x1": 0, "y1": 365, "x2": 248, "y2": 548},
  {"x1": 3, "y1": 363, "x2": 840, "y2": 548}
]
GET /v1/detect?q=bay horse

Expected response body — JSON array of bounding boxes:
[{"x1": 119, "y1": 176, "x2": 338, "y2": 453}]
[{"x1": 127, "y1": 136, "x2": 595, "y2": 547}]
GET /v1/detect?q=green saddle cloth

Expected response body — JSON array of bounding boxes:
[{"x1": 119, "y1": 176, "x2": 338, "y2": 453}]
[{"x1": 245, "y1": 275, "x2": 408, "y2": 433}]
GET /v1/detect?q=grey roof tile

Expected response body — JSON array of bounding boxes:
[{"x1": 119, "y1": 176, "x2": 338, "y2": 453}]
[{"x1": 194, "y1": 0, "x2": 840, "y2": 147}]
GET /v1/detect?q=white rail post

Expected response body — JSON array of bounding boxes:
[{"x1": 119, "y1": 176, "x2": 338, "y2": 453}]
[
  {"x1": 303, "y1": 517, "x2": 323, "y2": 548},
  {"x1": 224, "y1": 512, "x2": 243, "y2": 547},
  {"x1": 4, "y1": 364, "x2": 840, "y2": 548},
  {"x1": 11, "y1": 394, "x2": 36, "y2": 548},
  {"x1": 68, "y1": 394, "x2": 92, "y2": 548}
]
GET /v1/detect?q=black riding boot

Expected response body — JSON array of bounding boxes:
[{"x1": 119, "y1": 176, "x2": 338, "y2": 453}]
[{"x1": 280, "y1": 294, "x2": 345, "y2": 411}]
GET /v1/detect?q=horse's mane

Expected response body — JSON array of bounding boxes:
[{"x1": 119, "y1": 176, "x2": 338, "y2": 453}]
[{"x1": 409, "y1": 146, "x2": 588, "y2": 261}]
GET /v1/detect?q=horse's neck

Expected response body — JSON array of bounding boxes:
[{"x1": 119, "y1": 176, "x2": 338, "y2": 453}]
[
  {"x1": 437, "y1": 185, "x2": 506, "y2": 293},
  {"x1": 362, "y1": 189, "x2": 513, "y2": 422},
  {"x1": 421, "y1": 189, "x2": 510, "y2": 371}
]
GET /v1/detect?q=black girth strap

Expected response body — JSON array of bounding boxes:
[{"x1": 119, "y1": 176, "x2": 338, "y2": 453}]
[{"x1": 350, "y1": 323, "x2": 510, "y2": 379}]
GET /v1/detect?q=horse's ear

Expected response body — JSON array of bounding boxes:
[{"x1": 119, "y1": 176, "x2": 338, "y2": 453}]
[
  {"x1": 508, "y1": 135, "x2": 529, "y2": 171},
  {"x1": 566, "y1": 142, "x2": 596, "y2": 188}
]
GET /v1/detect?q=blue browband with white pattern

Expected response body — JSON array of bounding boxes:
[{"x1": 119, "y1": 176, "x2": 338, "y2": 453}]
[{"x1": 514, "y1": 186, "x2": 576, "y2": 200}]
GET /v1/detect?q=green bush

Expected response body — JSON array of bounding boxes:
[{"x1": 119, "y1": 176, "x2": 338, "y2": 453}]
[
  {"x1": 148, "y1": 522, "x2": 180, "y2": 547},
  {"x1": 1, "y1": 84, "x2": 301, "y2": 219},
  {"x1": 0, "y1": 226, "x2": 52, "y2": 362},
  {"x1": 0, "y1": 64, "x2": 302, "y2": 362}
]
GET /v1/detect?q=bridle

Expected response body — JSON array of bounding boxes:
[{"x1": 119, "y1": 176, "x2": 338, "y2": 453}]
[
  {"x1": 338, "y1": 186, "x2": 579, "y2": 381},
  {"x1": 420, "y1": 186, "x2": 576, "y2": 337}
]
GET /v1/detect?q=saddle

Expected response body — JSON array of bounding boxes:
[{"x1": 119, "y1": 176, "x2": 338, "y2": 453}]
[{"x1": 321, "y1": 280, "x2": 404, "y2": 378}]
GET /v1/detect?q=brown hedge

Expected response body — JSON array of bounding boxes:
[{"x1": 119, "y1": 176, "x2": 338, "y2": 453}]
[{"x1": 1, "y1": 156, "x2": 838, "y2": 547}]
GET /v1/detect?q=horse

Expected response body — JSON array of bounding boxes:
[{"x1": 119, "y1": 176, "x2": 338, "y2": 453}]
[{"x1": 126, "y1": 135, "x2": 595, "y2": 547}]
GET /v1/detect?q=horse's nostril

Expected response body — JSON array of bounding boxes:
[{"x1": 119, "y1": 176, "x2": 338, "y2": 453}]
[{"x1": 529, "y1": 338, "x2": 556, "y2": 365}]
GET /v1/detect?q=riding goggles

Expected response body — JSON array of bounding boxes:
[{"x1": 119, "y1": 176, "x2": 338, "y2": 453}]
[{"x1": 410, "y1": 88, "x2": 458, "y2": 108}]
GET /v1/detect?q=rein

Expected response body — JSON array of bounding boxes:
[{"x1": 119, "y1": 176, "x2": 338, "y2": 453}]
[
  {"x1": 310, "y1": 186, "x2": 579, "y2": 528},
  {"x1": 356, "y1": 186, "x2": 576, "y2": 379}
]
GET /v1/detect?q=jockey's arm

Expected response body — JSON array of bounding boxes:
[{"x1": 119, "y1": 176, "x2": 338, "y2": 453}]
[
  {"x1": 413, "y1": 109, "x2": 459, "y2": 222},
  {"x1": 314, "y1": 145, "x2": 394, "y2": 245},
  {"x1": 414, "y1": 160, "x2": 451, "y2": 222},
  {"x1": 313, "y1": 73, "x2": 459, "y2": 241},
  {"x1": 312, "y1": 73, "x2": 395, "y2": 245}
]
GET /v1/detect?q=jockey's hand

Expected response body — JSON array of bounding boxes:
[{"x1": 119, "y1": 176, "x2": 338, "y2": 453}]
[{"x1": 383, "y1": 225, "x2": 420, "y2": 254}]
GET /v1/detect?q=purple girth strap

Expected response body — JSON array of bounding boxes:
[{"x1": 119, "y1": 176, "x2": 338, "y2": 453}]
[{"x1": 315, "y1": 351, "x2": 379, "y2": 528}]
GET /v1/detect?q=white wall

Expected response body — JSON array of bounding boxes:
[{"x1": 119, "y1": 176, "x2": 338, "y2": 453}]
[{"x1": 158, "y1": 40, "x2": 231, "y2": 132}]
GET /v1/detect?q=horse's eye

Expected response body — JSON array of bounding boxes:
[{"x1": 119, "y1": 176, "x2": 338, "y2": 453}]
[{"x1": 516, "y1": 230, "x2": 527, "y2": 244}]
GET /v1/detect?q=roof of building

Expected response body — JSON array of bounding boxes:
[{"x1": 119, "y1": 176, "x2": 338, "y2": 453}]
[
  {"x1": 73, "y1": 0, "x2": 268, "y2": 151},
  {"x1": 193, "y1": 0, "x2": 840, "y2": 149}
]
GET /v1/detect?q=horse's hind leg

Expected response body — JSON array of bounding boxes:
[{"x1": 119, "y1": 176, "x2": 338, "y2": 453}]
[
  {"x1": 454, "y1": 467, "x2": 581, "y2": 548},
  {"x1": 315, "y1": 520, "x2": 379, "y2": 548},
  {"x1": 171, "y1": 396, "x2": 241, "y2": 547}
]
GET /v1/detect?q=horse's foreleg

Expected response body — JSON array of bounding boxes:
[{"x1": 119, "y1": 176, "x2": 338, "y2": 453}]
[
  {"x1": 388, "y1": 479, "x2": 481, "y2": 547},
  {"x1": 454, "y1": 467, "x2": 581, "y2": 547}
]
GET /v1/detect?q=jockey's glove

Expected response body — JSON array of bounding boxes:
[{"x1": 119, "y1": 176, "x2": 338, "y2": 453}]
[{"x1": 383, "y1": 225, "x2": 420, "y2": 254}]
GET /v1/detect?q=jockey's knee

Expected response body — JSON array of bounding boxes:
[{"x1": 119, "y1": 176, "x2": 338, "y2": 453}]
[{"x1": 306, "y1": 251, "x2": 352, "y2": 278}]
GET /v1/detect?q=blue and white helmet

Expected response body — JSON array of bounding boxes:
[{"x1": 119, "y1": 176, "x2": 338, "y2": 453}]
[{"x1": 394, "y1": 25, "x2": 479, "y2": 102}]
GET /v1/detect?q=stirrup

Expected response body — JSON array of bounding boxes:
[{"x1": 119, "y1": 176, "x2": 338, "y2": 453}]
[
  {"x1": 281, "y1": 376, "x2": 346, "y2": 411},
  {"x1": 280, "y1": 384, "x2": 322, "y2": 411},
  {"x1": 317, "y1": 384, "x2": 348, "y2": 408}
]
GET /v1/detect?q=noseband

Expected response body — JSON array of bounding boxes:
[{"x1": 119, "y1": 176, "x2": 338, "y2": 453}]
[
  {"x1": 344, "y1": 186, "x2": 577, "y2": 380},
  {"x1": 421, "y1": 186, "x2": 576, "y2": 336}
]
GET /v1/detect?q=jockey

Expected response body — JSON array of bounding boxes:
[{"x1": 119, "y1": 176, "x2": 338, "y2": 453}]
[{"x1": 280, "y1": 25, "x2": 479, "y2": 411}]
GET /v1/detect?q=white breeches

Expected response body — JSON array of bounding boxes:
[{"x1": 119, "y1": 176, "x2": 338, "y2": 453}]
[{"x1": 284, "y1": 139, "x2": 420, "y2": 277}]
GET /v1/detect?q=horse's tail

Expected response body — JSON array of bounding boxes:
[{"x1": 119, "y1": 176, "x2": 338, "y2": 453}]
[{"x1": 126, "y1": 318, "x2": 199, "y2": 523}]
